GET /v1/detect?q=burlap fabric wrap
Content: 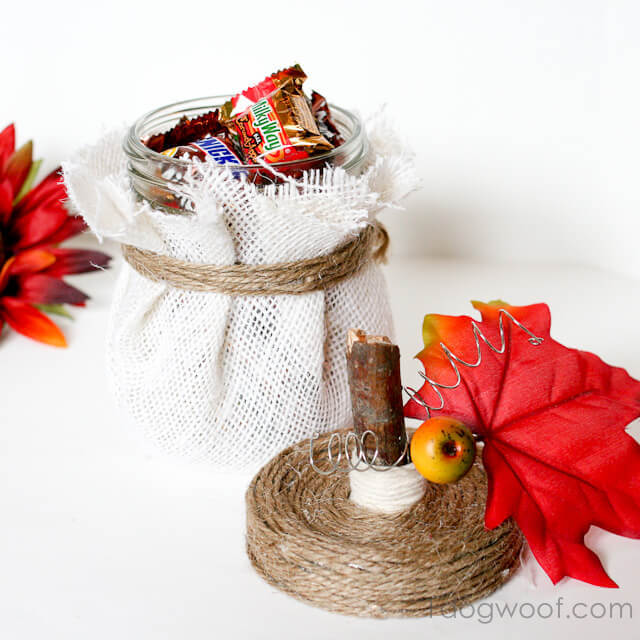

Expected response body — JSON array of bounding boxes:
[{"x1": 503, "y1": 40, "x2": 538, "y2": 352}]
[
  {"x1": 246, "y1": 430, "x2": 523, "y2": 618},
  {"x1": 62, "y1": 114, "x2": 418, "y2": 469}
]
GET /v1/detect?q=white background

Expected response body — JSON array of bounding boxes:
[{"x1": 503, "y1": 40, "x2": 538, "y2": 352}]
[
  {"x1": 2, "y1": 1, "x2": 640, "y2": 638},
  {"x1": 2, "y1": 254, "x2": 640, "y2": 639},
  {"x1": 1, "y1": 0, "x2": 639, "y2": 277}
]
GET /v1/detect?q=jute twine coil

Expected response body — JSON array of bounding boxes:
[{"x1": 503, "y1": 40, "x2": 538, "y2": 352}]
[
  {"x1": 121, "y1": 223, "x2": 388, "y2": 295},
  {"x1": 246, "y1": 429, "x2": 523, "y2": 618}
]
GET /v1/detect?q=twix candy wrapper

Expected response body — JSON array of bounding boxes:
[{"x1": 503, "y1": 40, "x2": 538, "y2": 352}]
[{"x1": 220, "y1": 65, "x2": 334, "y2": 164}]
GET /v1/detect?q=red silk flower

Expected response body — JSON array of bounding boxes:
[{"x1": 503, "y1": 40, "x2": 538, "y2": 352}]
[
  {"x1": 0, "y1": 123, "x2": 110, "y2": 347},
  {"x1": 404, "y1": 300, "x2": 640, "y2": 588}
]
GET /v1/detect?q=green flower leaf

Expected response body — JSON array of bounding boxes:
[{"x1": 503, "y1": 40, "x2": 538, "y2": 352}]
[{"x1": 34, "y1": 303, "x2": 74, "y2": 320}]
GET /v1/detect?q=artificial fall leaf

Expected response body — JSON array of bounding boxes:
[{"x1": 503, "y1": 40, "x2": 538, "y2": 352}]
[{"x1": 404, "y1": 300, "x2": 640, "y2": 588}]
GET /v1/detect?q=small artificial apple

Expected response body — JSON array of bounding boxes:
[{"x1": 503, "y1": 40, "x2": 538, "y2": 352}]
[{"x1": 410, "y1": 416, "x2": 476, "y2": 484}]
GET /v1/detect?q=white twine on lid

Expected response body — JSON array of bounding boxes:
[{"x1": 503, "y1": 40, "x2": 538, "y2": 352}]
[{"x1": 349, "y1": 463, "x2": 426, "y2": 514}]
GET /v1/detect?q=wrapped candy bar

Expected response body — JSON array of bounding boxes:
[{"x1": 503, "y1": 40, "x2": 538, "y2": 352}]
[
  {"x1": 310, "y1": 90, "x2": 345, "y2": 147},
  {"x1": 220, "y1": 65, "x2": 334, "y2": 163},
  {"x1": 161, "y1": 136, "x2": 243, "y2": 166},
  {"x1": 141, "y1": 65, "x2": 346, "y2": 177},
  {"x1": 145, "y1": 110, "x2": 229, "y2": 153}
]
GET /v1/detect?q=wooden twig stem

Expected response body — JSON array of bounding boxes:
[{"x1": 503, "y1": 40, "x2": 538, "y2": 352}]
[{"x1": 346, "y1": 329, "x2": 408, "y2": 466}]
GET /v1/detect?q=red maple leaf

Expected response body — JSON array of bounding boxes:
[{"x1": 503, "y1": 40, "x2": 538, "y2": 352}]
[{"x1": 404, "y1": 300, "x2": 640, "y2": 588}]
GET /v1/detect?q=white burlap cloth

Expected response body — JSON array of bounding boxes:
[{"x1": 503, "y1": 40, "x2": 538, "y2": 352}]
[{"x1": 62, "y1": 114, "x2": 418, "y2": 470}]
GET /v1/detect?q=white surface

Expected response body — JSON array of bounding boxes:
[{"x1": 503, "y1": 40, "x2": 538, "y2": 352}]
[
  {"x1": 1, "y1": 241, "x2": 639, "y2": 639},
  {"x1": 2, "y1": 0, "x2": 640, "y2": 276}
]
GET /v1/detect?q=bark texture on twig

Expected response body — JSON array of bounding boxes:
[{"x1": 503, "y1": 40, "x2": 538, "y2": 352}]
[{"x1": 346, "y1": 329, "x2": 408, "y2": 465}]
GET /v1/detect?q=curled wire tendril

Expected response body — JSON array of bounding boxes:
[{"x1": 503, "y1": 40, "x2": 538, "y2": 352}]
[
  {"x1": 403, "y1": 308, "x2": 543, "y2": 418},
  {"x1": 309, "y1": 429, "x2": 409, "y2": 476},
  {"x1": 309, "y1": 309, "x2": 543, "y2": 476}
]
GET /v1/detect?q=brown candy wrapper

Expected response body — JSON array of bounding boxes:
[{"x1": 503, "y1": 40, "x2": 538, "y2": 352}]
[
  {"x1": 145, "y1": 110, "x2": 239, "y2": 155},
  {"x1": 310, "y1": 91, "x2": 345, "y2": 147}
]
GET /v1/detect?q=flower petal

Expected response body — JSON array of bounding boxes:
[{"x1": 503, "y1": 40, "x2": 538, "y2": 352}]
[
  {"x1": 0, "y1": 124, "x2": 15, "y2": 172},
  {"x1": 15, "y1": 167, "x2": 65, "y2": 214},
  {"x1": 9, "y1": 248, "x2": 56, "y2": 275},
  {"x1": 16, "y1": 274, "x2": 89, "y2": 306},
  {"x1": 5, "y1": 140, "x2": 33, "y2": 197},
  {"x1": 13, "y1": 159, "x2": 42, "y2": 205},
  {"x1": 0, "y1": 257, "x2": 15, "y2": 292},
  {"x1": 10, "y1": 198, "x2": 68, "y2": 249},
  {"x1": 0, "y1": 296, "x2": 67, "y2": 347},
  {"x1": 45, "y1": 248, "x2": 111, "y2": 276},
  {"x1": 0, "y1": 178, "x2": 12, "y2": 225},
  {"x1": 42, "y1": 215, "x2": 87, "y2": 245}
]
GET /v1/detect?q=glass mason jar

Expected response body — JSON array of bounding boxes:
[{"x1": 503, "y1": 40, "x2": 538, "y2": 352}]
[{"x1": 123, "y1": 95, "x2": 369, "y2": 212}]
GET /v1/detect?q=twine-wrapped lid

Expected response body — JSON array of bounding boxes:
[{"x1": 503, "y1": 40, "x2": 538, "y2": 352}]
[{"x1": 246, "y1": 430, "x2": 523, "y2": 618}]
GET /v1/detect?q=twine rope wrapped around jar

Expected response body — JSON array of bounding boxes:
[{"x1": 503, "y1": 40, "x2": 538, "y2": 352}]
[{"x1": 121, "y1": 222, "x2": 389, "y2": 295}]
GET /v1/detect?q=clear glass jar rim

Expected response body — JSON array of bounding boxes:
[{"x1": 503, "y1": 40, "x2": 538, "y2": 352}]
[{"x1": 124, "y1": 94, "x2": 364, "y2": 171}]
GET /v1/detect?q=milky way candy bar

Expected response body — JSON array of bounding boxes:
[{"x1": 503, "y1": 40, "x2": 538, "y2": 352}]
[{"x1": 220, "y1": 65, "x2": 334, "y2": 164}]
